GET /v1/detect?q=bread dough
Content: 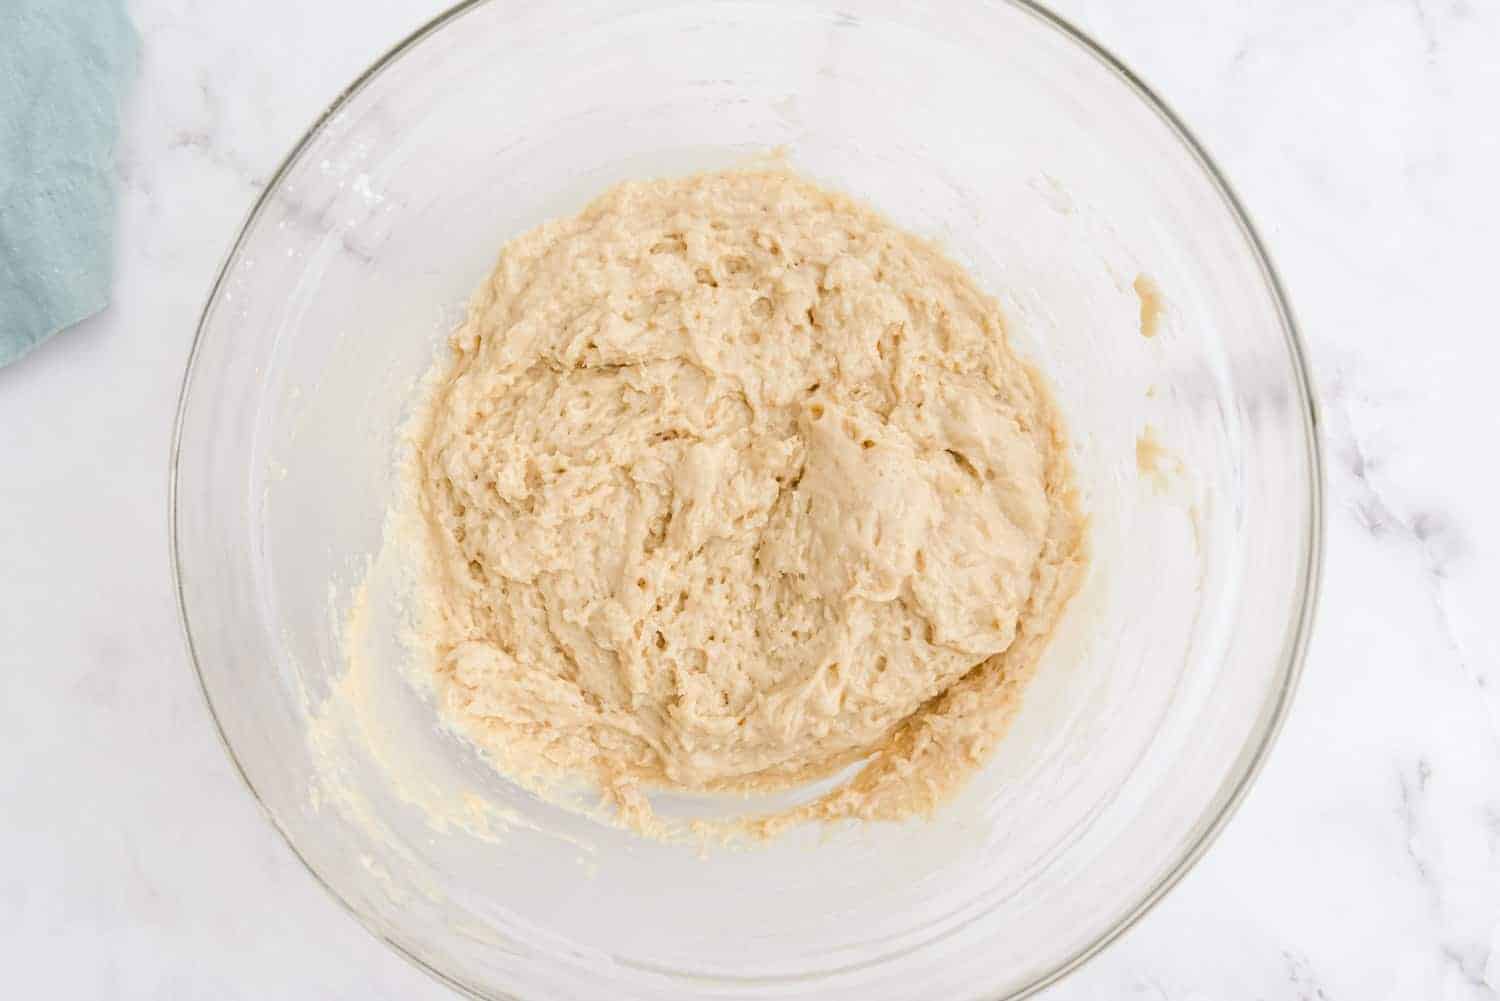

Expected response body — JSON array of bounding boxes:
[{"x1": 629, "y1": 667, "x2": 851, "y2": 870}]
[{"x1": 409, "y1": 166, "x2": 1087, "y2": 836}]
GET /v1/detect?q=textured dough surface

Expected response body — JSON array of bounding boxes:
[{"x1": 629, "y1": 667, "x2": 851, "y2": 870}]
[{"x1": 410, "y1": 167, "x2": 1086, "y2": 835}]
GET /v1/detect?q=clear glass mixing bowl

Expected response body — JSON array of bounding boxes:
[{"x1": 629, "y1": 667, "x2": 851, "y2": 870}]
[{"x1": 171, "y1": 1, "x2": 1322, "y2": 998}]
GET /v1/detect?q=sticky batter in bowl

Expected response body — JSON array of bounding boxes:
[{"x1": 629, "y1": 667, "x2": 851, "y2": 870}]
[{"x1": 407, "y1": 166, "x2": 1087, "y2": 836}]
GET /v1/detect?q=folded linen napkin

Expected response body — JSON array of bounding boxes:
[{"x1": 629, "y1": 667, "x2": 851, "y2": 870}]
[{"x1": 0, "y1": 0, "x2": 137, "y2": 367}]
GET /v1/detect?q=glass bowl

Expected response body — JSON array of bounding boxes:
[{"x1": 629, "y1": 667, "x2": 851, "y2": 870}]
[{"x1": 170, "y1": 1, "x2": 1322, "y2": 998}]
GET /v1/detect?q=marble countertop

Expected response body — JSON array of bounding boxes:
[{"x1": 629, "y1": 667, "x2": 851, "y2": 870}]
[{"x1": 3, "y1": 0, "x2": 1497, "y2": 997}]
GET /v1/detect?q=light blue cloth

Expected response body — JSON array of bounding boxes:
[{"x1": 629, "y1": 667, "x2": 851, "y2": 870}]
[{"x1": 0, "y1": 0, "x2": 137, "y2": 367}]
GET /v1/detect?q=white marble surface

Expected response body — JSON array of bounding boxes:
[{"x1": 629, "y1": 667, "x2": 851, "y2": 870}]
[{"x1": 2, "y1": 0, "x2": 1498, "y2": 997}]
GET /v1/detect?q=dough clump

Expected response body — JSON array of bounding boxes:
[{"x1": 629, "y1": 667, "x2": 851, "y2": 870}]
[{"x1": 410, "y1": 167, "x2": 1086, "y2": 836}]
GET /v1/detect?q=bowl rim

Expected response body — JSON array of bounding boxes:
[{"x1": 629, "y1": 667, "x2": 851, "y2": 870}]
[{"x1": 168, "y1": 1, "x2": 1325, "y2": 998}]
